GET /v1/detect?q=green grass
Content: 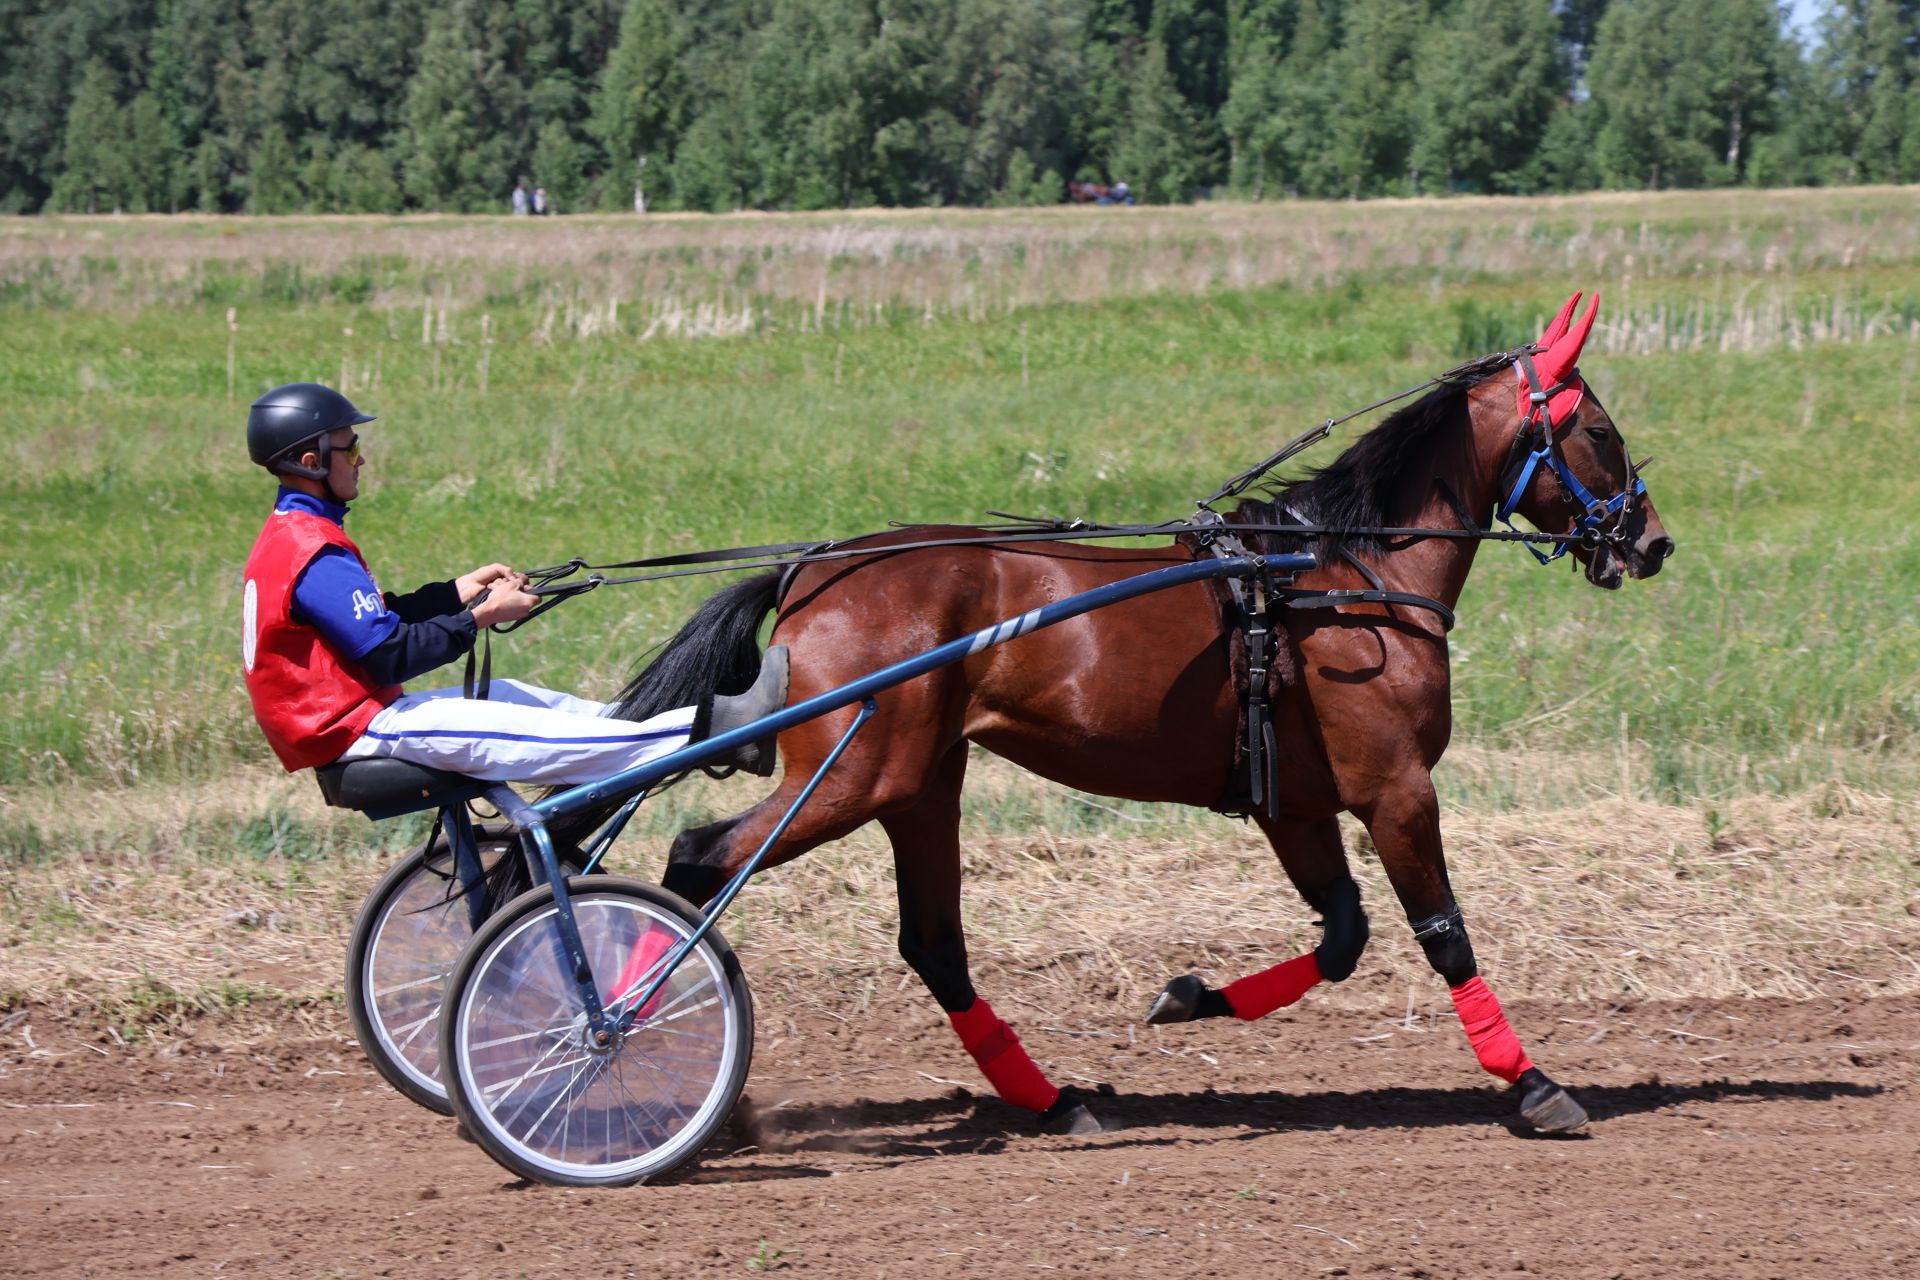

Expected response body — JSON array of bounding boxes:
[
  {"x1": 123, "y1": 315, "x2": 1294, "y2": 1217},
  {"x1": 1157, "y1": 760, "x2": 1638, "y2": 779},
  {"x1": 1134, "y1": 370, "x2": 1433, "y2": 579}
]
[{"x1": 3, "y1": 200, "x2": 1918, "y2": 810}]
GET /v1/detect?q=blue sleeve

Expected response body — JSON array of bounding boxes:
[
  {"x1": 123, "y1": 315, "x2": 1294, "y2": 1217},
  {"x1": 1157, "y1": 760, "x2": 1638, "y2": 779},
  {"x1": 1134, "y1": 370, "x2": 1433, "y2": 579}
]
[
  {"x1": 292, "y1": 547, "x2": 400, "y2": 660},
  {"x1": 293, "y1": 548, "x2": 477, "y2": 684}
]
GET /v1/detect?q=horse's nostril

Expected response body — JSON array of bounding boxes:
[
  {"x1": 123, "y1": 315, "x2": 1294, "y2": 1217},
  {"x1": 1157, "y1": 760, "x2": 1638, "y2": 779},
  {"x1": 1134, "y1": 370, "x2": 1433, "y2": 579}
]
[{"x1": 1647, "y1": 536, "x2": 1675, "y2": 562}]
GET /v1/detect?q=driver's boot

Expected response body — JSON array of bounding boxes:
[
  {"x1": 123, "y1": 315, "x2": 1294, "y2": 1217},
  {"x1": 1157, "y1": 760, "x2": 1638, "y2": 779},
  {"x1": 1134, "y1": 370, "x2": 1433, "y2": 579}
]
[{"x1": 705, "y1": 646, "x2": 789, "y2": 776}]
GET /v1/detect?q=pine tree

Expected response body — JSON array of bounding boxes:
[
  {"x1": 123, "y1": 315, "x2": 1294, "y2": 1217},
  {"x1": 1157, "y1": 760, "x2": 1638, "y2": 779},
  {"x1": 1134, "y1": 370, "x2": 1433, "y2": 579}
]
[
  {"x1": 1589, "y1": 0, "x2": 1784, "y2": 188},
  {"x1": 1858, "y1": 0, "x2": 1919, "y2": 179},
  {"x1": 1410, "y1": 0, "x2": 1564, "y2": 194},
  {"x1": 1112, "y1": 8, "x2": 1217, "y2": 201},
  {"x1": 1074, "y1": 0, "x2": 1149, "y2": 181},
  {"x1": 1111, "y1": 41, "x2": 1195, "y2": 201},
  {"x1": 1220, "y1": 0, "x2": 1292, "y2": 198},
  {"x1": 591, "y1": 0, "x2": 688, "y2": 209},
  {"x1": 1322, "y1": 0, "x2": 1423, "y2": 197},
  {"x1": 247, "y1": 123, "x2": 299, "y2": 212},
  {"x1": 1278, "y1": 0, "x2": 1345, "y2": 196},
  {"x1": 127, "y1": 92, "x2": 186, "y2": 213},
  {"x1": 301, "y1": 138, "x2": 340, "y2": 212},
  {"x1": 401, "y1": 5, "x2": 488, "y2": 210},
  {"x1": 189, "y1": 136, "x2": 230, "y2": 212},
  {"x1": 991, "y1": 148, "x2": 1068, "y2": 205},
  {"x1": 669, "y1": 108, "x2": 750, "y2": 212},
  {"x1": 48, "y1": 61, "x2": 132, "y2": 214},
  {"x1": 337, "y1": 143, "x2": 402, "y2": 213},
  {"x1": 1700, "y1": 0, "x2": 1786, "y2": 180},
  {"x1": 1903, "y1": 77, "x2": 1920, "y2": 179},
  {"x1": 2, "y1": 0, "x2": 154, "y2": 212},
  {"x1": 1518, "y1": 100, "x2": 1600, "y2": 192},
  {"x1": 532, "y1": 119, "x2": 586, "y2": 211}
]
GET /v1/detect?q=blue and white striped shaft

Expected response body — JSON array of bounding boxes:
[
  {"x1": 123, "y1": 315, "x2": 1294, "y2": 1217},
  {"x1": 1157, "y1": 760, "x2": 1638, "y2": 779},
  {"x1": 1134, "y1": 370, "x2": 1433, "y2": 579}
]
[{"x1": 532, "y1": 551, "x2": 1317, "y2": 823}]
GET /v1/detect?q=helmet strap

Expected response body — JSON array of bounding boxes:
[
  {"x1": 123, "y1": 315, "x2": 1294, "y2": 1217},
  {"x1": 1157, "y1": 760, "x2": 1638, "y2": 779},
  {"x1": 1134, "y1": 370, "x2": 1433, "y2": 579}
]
[{"x1": 269, "y1": 434, "x2": 346, "y2": 503}]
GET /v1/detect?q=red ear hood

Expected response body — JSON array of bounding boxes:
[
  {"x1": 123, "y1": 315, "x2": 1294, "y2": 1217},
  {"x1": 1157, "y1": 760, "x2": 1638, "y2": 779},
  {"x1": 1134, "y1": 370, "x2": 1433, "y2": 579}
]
[{"x1": 1516, "y1": 292, "x2": 1598, "y2": 424}]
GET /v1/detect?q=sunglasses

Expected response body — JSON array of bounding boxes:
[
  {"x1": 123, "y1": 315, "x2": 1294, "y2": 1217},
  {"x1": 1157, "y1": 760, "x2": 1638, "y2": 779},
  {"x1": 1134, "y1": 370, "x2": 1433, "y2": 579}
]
[{"x1": 329, "y1": 435, "x2": 364, "y2": 466}]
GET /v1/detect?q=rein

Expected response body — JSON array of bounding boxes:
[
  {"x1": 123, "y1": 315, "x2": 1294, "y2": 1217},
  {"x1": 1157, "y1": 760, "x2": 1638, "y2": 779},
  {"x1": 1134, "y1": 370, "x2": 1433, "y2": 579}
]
[
  {"x1": 503, "y1": 344, "x2": 1646, "y2": 631},
  {"x1": 508, "y1": 516, "x2": 1606, "y2": 622}
]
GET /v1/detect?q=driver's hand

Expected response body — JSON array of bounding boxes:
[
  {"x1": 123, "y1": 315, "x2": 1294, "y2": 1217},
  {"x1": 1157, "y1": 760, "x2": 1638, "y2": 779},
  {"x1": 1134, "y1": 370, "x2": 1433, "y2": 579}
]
[
  {"x1": 469, "y1": 572, "x2": 538, "y2": 628},
  {"x1": 456, "y1": 562, "x2": 517, "y2": 604}
]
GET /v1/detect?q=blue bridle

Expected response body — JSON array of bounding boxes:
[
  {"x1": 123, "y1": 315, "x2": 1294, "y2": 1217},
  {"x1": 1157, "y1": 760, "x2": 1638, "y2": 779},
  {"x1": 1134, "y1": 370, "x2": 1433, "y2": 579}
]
[{"x1": 1493, "y1": 351, "x2": 1647, "y2": 566}]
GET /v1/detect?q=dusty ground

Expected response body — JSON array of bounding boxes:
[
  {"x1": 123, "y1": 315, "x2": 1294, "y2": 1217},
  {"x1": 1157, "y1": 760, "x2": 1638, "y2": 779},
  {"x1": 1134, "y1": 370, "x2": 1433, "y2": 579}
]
[
  {"x1": 4, "y1": 770, "x2": 1916, "y2": 1277},
  {"x1": 3, "y1": 988, "x2": 1915, "y2": 1279}
]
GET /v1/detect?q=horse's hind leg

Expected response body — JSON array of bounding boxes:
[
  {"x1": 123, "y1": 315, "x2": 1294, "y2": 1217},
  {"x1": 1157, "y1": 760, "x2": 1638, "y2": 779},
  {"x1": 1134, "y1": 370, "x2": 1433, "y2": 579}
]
[
  {"x1": 1357, "y1": 771, "x2": 1588, "y2": 1133},
  {"x1": 882, "y1": 743, "x2": 1100, "y2": 1135},
  {"x1": 1146, "y1": 814, "x2": 1370, "y2": 1024}
]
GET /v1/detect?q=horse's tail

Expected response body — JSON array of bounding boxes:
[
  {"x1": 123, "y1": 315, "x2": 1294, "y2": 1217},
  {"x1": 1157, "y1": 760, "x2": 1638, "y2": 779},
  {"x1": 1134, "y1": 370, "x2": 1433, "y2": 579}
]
[
  {"x1": 605, "y1": 570, "x2": 783, "y2": 721},
  {"x1": 540, "y1": 571, "x2": 783, "y2": 856}
]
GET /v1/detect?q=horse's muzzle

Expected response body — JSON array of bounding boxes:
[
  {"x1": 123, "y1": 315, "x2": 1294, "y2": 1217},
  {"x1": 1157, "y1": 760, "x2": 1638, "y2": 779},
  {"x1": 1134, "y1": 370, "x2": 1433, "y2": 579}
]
[{"x1": 1627, "y1": 533, "x2": 1674, "y2": 580}]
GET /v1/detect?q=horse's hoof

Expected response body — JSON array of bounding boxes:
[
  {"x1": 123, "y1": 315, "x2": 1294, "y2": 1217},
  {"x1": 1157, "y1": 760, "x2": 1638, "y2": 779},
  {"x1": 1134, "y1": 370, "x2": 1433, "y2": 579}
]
[
  {"x1": 1146, "y1": 974, "x2": 1205, "y2": 1025},
  {"x1": 1041, "y1": 1102, "x2": 1103, "y2": 1136},
  {"x1": 1516, "y1": 1068, "x2": 1589, "y2": 1133}
]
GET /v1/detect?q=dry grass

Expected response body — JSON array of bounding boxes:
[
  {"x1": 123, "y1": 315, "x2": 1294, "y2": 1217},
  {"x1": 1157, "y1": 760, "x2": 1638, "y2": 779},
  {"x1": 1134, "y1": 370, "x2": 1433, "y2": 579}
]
[
  {"x1": 3, "y1": 754, "x2": 1915, "y2": 1041},
  {"x1": 9, "y1": 187, "x2": 1920, "y2": 323}
]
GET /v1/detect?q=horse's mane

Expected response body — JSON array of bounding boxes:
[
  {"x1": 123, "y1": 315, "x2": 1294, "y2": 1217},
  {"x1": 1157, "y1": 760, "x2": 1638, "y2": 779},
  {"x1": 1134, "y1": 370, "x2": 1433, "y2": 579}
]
[{"x1": 1229, "y1": 351, "x2": 1512, "y2": 556}]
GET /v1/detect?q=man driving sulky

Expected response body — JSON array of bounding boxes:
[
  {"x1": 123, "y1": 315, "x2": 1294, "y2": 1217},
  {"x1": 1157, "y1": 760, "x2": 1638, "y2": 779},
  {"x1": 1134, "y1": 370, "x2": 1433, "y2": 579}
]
[{"x1": 239, "y1": 382, "x2": 785, "y2": 785}]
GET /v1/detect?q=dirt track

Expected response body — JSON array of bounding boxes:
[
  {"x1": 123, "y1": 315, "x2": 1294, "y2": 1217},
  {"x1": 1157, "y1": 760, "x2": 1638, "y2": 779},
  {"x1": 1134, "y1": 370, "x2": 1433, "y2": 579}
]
[{"x1": 3, "y1": 989, "x2": 1916, "y2": 1279}]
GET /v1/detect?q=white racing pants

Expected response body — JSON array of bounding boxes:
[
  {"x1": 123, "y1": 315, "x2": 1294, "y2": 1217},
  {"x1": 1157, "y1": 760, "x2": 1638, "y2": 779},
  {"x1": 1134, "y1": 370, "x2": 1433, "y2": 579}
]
[{"x1": 335, "y1": 678, "x2": 696, "y2": 786}]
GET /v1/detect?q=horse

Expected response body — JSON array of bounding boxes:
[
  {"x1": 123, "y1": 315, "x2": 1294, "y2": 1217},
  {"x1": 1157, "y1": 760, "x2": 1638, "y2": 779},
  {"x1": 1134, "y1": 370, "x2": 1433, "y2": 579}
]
[{"x1": 570, "y1": 292, "x2": 1672, "y2": 1135}]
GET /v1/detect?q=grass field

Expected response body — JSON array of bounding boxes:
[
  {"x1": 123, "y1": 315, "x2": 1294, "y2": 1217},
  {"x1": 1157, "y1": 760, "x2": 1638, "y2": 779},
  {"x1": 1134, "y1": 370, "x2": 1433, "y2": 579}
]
[{"x1": 3, "y1": 190, "x2": 1918, "y2": 1023}]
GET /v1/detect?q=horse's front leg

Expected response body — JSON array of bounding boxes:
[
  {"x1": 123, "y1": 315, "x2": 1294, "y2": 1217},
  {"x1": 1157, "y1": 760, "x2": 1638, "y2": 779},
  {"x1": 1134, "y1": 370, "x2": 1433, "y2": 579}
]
[
  {"x1": 882, "y1": 743, "x2": 1100, "y2": 1135},
  {"x1": 1146, "y1": 814, "x2": 1370, "y2": 1023},
  {"x1": 1358, "y1": 770, "x2": 1589, "y2": 1133}
]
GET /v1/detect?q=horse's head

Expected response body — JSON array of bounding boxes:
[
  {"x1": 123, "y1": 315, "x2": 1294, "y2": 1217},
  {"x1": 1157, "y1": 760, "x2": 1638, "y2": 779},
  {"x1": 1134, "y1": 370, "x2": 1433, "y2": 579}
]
[{"x1": 1484, "y1": 292, "x2": 1674, "y2": 590}]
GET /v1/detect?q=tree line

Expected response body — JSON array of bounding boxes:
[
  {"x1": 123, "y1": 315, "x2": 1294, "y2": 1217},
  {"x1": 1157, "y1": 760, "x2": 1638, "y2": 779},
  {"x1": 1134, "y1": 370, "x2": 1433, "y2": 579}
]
[{"x1": 5, "y1": 0, "x2": 1917, "y2": 216}]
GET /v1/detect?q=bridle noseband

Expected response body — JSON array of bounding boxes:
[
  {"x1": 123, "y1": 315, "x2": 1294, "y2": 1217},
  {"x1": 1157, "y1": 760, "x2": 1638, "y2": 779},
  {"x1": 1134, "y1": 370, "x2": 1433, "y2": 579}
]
[{"x1": 1493, "y1": 348, "x2": 1647, "y2": 565}]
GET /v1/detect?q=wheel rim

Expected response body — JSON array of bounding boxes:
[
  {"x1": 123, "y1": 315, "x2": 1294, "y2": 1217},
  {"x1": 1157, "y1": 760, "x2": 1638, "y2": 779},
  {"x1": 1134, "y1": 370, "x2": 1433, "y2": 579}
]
[
  {"x1": 363, "y1": 847, "x2": 506, "y2": 1098},
  {"x1": 453, "y1": 892, "x2": 742, "y2": 1182}
]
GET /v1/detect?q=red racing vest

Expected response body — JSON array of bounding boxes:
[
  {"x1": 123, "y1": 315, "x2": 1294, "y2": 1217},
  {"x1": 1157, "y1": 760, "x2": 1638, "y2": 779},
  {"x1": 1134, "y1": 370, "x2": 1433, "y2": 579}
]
[{"x1": 242, "y1": 509, "x2": 401, "y2": 771}]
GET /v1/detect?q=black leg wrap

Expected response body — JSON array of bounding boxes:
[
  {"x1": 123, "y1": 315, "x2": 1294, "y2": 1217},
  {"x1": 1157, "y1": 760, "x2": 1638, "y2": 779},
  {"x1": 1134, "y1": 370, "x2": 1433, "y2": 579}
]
[
  {"x1": 663, "y1": 816, "x2": 742, "y2": 909},
  {"x1": 1409, "y1": 906, "x2": 1478, "y2": 986},
  {"x1": 1310, "y1": 879, "x2": 1369, "y2": 983},
  {"x1": 898, "y1": 926, "x2": 976, "y2": 1013},
  {"x1": 661, "y1": 860, "x2": 727, "y2": 910}
]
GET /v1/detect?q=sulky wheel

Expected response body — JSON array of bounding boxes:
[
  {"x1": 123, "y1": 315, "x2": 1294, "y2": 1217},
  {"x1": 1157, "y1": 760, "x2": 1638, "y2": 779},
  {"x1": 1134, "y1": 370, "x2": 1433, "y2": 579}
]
[
  {"x1": 345, "y1": 827, "x2": 579, "y2": 1113},
  {"x1": 439, "y1": 876, "x2": 753, "y2": 1187}
]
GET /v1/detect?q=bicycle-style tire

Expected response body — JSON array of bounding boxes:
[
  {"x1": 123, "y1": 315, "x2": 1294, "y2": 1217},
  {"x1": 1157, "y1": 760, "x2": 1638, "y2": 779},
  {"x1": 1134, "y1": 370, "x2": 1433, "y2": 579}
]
[
  {"x1": 345, "y1": 829, "x2": 575, "y2": 1113},
  {"x1": 439, "y1": 877, "x2": 753, "y2": 1186}
]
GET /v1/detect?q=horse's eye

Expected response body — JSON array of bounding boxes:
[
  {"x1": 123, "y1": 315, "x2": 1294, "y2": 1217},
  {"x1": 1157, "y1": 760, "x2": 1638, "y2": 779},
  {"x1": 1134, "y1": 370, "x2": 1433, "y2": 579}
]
[{"x1": 1584, "y1": 426, "x2": 1611, "y2": 444}]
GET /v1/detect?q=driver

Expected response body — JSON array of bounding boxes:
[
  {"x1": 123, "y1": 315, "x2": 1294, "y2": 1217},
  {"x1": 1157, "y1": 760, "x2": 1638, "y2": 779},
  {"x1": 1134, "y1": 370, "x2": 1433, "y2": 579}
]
[{"x1": 240, "y1": 382, "x2": 785, "y2": 785}]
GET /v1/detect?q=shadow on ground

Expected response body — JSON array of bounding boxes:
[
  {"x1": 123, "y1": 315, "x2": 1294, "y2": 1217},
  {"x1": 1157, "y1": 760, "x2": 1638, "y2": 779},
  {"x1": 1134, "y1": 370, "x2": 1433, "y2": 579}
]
[{"x1": 671, "y1": 1077, "x2": 1885, "y2": 1181}]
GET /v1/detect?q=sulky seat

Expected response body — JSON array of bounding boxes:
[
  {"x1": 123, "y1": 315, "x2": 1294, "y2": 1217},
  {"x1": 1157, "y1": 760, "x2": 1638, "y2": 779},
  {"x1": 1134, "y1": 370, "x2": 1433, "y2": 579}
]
[{"x1": 314, "y1": 757, "x2": 487, "y2": 821}]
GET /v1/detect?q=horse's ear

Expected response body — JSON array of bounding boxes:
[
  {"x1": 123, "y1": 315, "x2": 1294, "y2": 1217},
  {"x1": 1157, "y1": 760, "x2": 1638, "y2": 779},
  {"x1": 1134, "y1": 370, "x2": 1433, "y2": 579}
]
[
  {"x1": 1537, "y1": 292, "x2": 1583, "y2": 350},
  {"x1": 1540, "y1": 292, "x2": 1599, "y2": 380}
]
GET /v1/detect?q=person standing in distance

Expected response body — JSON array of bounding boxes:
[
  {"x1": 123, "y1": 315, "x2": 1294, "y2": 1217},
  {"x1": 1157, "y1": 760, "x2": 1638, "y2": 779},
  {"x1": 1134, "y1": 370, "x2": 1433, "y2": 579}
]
[{"x1": 239, "y1": 382, "x2": 785, "y2": 785}]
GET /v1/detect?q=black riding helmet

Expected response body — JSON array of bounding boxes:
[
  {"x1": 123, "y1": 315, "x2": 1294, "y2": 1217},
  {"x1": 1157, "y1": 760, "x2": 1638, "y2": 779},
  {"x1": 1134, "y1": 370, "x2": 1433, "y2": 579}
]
[{"x1": 246, "y1": 382, "x2": 375, "y2": 480}]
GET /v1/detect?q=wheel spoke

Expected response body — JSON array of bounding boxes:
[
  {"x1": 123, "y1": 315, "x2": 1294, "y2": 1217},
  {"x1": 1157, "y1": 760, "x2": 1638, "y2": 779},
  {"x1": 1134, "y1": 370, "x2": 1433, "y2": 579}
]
[
  {"x1": 451, "y1": 888, "x2": 745, "y2": 1180},
  {"x1": 373, "y1": 972, "x2": 449, "y2": 999}
]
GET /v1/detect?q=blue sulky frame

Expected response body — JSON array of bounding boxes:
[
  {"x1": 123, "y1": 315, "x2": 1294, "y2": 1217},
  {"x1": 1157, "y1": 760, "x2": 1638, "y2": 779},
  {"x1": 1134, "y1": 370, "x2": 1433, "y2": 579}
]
[{"x1": 473, "y1": 551, "x2": 1316, "y2": 1045}]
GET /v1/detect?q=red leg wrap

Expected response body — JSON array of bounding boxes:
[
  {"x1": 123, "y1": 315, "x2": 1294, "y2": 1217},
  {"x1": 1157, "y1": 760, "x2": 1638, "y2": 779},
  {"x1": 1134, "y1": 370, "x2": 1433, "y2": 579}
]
[
  {"x1": 1449, "y1": 976, "x2": 1535, "y2": 1084},
  {"x1": 610, "y1": 925, "x2": 674, "y2": 1019},
  {"x1": 948, "y1": 999, "x2": 1061, "y2": 1113},
  {"x1": 1222, "y1": 952, "x2": 1323, "y2": 1021}
]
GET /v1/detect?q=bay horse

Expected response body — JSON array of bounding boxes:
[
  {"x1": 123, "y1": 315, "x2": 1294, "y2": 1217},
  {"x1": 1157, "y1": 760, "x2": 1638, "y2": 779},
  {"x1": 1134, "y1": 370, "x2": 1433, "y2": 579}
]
[{"x1": 572, "y1": 292, "x2": 1672, "y2": 1135}]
